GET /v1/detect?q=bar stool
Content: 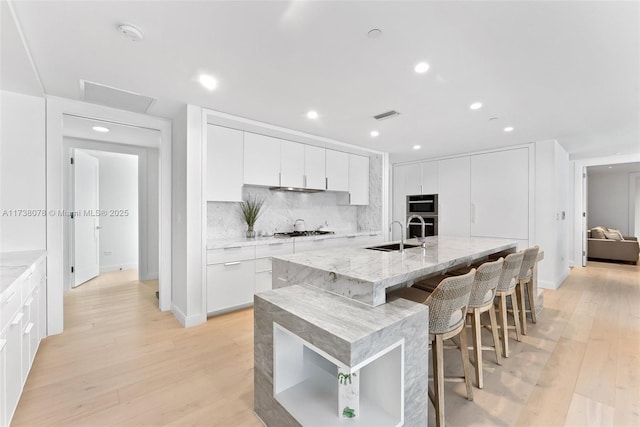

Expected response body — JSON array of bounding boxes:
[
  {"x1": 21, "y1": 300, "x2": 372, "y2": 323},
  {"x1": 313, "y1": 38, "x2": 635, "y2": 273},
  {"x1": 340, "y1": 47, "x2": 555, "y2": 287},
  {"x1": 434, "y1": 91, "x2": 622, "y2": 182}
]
[
  {"x1": 465, "y1": 258, "x2": 504, "y2": 389},
  {"x1": 388, "y1": 270, "x2": 476, "y2": 427},
  {"x1": 516, "y1": 246, "x2": 540, "y2": 335},
  {"x1": 494, "y1": 251, "x2": 524, "y2": 358}
]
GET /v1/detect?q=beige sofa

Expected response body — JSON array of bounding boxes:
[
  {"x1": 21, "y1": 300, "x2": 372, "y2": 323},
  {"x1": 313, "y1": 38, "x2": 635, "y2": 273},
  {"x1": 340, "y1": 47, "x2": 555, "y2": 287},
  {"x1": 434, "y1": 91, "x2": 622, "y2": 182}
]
[{"x1": 587, "y1": 227, "x2": 639, "y2": 264}]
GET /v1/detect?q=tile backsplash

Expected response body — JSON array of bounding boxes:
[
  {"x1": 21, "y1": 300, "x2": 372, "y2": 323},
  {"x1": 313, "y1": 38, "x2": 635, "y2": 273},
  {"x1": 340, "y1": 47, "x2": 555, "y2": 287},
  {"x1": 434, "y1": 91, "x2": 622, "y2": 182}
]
[{"x1": 207, "y1": 155, "x2": 383, "y2": 239}]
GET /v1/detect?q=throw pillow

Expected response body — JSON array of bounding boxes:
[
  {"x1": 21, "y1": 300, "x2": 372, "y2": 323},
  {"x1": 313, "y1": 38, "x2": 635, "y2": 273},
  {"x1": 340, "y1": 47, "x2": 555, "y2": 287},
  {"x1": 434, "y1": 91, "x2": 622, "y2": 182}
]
[
  {"x1": 590, "y1": 227, "x2": 606, "y2": 239},
  {"x1": 604, "y1": 230, "x2": 624, "y2": 240}
]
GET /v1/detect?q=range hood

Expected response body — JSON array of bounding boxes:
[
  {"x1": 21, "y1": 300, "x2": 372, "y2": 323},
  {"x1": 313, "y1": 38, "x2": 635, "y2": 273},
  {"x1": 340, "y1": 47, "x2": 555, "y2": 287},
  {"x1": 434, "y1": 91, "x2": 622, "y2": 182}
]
[{"x1": 269, "y1": 186, "x2": 325, "y2": 193}]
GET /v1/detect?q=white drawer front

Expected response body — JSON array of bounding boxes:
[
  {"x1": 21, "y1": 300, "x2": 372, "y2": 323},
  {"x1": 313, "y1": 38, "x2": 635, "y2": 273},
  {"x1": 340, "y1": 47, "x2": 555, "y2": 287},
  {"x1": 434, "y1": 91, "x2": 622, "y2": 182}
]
[
  {"x1": 1, "y1": 280, "x2": 22, "y2": 332},
  {"x1": 255, "y1": 270, "x2": 272, "y2": 294},
  {"x1": 294, "y1": 239, "x2": 329, "y2": 253},
  {"x1": 255, "y1": 242, "x2": 294, "y2": 259},
  {"x1": 206, "y1": 260, "x2": 255, "y2": 314},
  {"x1": 207, "y1": 246, "x2": 256, "y2": 265},
  {"x1": 255, "y1": 257, "x2": 272, "y2": 273}
]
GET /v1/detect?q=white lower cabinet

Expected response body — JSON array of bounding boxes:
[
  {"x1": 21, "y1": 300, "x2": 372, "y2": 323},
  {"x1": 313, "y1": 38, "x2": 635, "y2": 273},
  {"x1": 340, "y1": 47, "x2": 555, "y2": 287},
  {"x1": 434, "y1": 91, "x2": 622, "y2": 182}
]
[
  {"x1": 255, "y1": 270, "x2": 273, "y2": 294},
  {"x1": 0, "y1": 253, "x2": 46, "y2": 427},
  {"x1": 206, "y1": 260, "x2": 255, "y2": 315}
]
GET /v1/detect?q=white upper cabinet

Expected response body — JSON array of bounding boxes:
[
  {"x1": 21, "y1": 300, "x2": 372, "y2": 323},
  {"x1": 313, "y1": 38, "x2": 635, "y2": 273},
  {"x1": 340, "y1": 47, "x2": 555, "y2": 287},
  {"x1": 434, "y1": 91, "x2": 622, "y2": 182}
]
[
  {"x1": 325, "y1": 149, "x2": 349, "y2": 191},
  {"x1": 304, "y1": 145, "x2": 326, "y2": 190},
  {"x1": 348, "y1": 154, "x2": 369, "y2": 205},
  {"x1": 470, "y1": 148, "x2": 529, "y2": 240},
  {"x1": 421, "y1": 161, "x2": 439, "y2": 195},
  {"x1": 438, "y1": 156, "x2": 470, "y2": 237},
  {"x1": 244, "y1": 132, "x2": 281, "y2": 187},
  {"x1": 280, "y1": 140, "x2": 305, "y2": 188},
  {"x1": 207, "y1": 124, "x2": 244, "y2": 202},
  {"x1": 404, "y1": 163, "x2": 422, "y2": 196}
]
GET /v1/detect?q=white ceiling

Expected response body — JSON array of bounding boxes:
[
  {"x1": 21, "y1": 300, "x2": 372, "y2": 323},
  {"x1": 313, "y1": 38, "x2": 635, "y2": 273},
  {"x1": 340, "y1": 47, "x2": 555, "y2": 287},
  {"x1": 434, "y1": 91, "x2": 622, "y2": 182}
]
[
  {"x1": 588, "y1": 162, "x2": 640, "y2": 174},
  {"x1": 5, "y1": 1, "x2": 640, "y2": 159}
]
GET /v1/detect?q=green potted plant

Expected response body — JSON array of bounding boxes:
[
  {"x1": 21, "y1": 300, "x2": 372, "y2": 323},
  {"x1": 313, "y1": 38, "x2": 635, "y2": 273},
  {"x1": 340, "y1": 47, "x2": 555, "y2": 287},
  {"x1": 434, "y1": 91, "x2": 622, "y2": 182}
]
[{"x1": 240, "y1": 195, "x2": 264, "y2": 238}]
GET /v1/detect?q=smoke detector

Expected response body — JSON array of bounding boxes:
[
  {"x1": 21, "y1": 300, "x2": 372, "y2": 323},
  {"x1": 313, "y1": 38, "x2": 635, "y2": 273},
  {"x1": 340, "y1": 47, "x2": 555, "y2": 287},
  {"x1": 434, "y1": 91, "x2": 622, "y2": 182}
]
[{"x1": 118, "y1": 24, "x2": 144, "y2": 42}]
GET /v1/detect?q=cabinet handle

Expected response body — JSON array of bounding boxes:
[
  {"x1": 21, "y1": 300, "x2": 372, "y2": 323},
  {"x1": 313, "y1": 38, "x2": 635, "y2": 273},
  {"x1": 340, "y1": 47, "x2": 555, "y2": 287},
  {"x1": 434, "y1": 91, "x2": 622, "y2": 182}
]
[
  {"x1": 279, "y1": 172, "x2": 282, "y2": 186},
  {"x1": 420, "y1": 184, "x2": 423, "y2": 194},
  {"x1": 346, "y1": 235, "x2": 356, "y2": 238},
  {"x1": 268, "y1": 242, "x2": 283, "y2": 246},
  {"x1": 325, "y1": 177, "x2": 328, "y2": 190},
  {"x1": 11, "y1": 312, "x2": 24, "y2": 326},
  {"x1": 224, "y1": 262, "x2": 241, "y2": 266},
  {"x1": 3, "y1": 291, "x2": 16, "y2": 303},
  {"x1": 224, "y1": 246, "x2": 242, "y2": 250},
  {"x1": 24, "y1": 323, "x2": 33, "y2": 335},
  {"x1": 314, "y1": 239, "x2": 326, "y2": 242},
  {"x1": 0, "y1": 339, "x2": 6, "y2": 352},
  {"x1": 369, "y1": 233, "x2": 378, "y2": 236},
  {"x1": 24, "y1": 297, "x2": 34, "y2": 307},
  {"x1": 304, "y1": 175, "x2": 307, "y2": 188}
]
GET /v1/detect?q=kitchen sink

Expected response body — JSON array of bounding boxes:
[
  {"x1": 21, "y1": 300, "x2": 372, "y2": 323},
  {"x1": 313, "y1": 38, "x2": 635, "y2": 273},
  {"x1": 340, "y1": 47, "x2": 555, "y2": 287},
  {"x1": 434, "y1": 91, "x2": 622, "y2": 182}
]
[{"x1": 366, "y1": 243, "x2": 420, "y2": 252}]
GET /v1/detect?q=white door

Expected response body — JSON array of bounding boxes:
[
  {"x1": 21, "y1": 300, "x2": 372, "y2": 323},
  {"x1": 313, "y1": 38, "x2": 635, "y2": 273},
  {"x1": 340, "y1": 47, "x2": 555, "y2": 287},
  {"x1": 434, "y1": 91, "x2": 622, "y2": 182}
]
[
  {"x1": 582, "y1": 167, "x2": 588, "y2": 266},
  {"x1": 438, "y1": 156, "x2": 471, "y2": 237},
  {"x1": 73, "y1": 149, "x2": 100, "y2": 287},
  {"x1": 421, "y1": 160, "x2": 439, "y2": 195},
  {"x1": 325, "y1": 149, "x2": 349, "y2": 191}
]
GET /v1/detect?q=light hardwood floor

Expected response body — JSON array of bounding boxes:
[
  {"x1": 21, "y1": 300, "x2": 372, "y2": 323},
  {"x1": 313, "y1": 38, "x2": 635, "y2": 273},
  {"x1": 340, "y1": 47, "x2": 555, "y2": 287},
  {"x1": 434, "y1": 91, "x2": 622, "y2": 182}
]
[{"x1": 12, "y1": 261, "x2": 640, "y2": 426}]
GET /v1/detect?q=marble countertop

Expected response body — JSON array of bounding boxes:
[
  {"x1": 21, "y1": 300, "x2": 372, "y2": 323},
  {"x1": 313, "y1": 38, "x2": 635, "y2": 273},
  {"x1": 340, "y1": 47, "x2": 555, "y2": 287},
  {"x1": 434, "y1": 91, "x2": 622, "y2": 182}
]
[
  {"x1": 0, "y1": 250, "x2": 46, "y2": 294},
  {"x1": 272, "y1": 236, "x2": 517, "y2": 306},
  {"x1": 206, "y1": 230, "x2": 382, "y2": 250},
  {"x1": 257, "y1": 284, "x2": 427, "y2": 348}
]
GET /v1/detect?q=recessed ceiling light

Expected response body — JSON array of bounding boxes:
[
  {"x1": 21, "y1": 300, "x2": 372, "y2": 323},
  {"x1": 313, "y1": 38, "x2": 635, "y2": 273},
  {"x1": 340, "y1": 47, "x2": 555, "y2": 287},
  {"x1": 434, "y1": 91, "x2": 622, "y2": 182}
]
[
  {"x1": 608, "y1": 166, "x2": 613, "y2": 169},
  {"x1": 370, "y1": 130, "x2": 380, "y2": 137},
  {"x1": 117, "y1": 24, "x2": 144, "y2": 42},
  {"x1": 504, "y1": 126, "x2": 514, "y2": 132},
  {"x1": 469, "y1": 102, "x2": 483, "y2": 110},
  {"x1": 198, "y1": 74, "x2": 217, "y2": 91},
  {"x1": 92, "y1": 126, "x2": 109, "y2": 133},
  {"x1": 306, "y1": 110, "x2": 319, "y2": 119},
  {"x1": 489, "y1": 117, "x2": 499, "y2": 121},
  {"x1": 367, "y1": 29, "x2": 382, "y2": 38},
  {"x1": 413, "y1": 145, "x2": 421, "y2": 150},
  {"x1": 414, "y1": 62, "x2": 430, "y2": 74}
]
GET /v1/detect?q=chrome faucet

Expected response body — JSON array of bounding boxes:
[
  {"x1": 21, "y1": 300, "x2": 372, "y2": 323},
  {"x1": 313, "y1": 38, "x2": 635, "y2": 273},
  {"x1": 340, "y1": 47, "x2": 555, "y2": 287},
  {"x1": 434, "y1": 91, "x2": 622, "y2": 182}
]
[
  {"x1": 390, "y1": 221, "x2": 405, "y2": 253},
  {"x1": 406, "y1": 215, "x2": 427, "y2": 248}
]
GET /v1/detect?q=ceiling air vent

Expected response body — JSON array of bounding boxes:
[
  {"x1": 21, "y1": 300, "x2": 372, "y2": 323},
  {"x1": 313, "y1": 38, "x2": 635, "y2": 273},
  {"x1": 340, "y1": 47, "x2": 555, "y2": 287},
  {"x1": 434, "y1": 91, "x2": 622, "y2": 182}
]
[
  {"x1": 80, "y1": 80, "x2": 157, "y2": 114},
  {"x1": 373, "y1": 110, "x2": 400, "y2": 121}
]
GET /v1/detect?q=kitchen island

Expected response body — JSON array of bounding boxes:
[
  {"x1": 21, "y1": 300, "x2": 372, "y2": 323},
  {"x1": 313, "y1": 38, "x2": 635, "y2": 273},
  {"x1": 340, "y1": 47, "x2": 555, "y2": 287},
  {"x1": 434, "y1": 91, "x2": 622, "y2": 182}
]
[{"x1": 254, "y1": 236, "x2": 518, "y2": 426}]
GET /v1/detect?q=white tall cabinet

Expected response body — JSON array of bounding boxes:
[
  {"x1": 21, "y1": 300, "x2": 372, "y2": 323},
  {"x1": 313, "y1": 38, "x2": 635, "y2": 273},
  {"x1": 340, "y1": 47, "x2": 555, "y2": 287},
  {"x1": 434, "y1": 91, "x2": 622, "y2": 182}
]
[
  {"x1": 470, "y1": 148, "x2": 529, "y2": 240},
  {"x1": 438, "y1": 156, "x2": 471, "y2": 237},
  {"x1": 348, "y1": 154, "x2": 369, "y2": 205},
  {"x1": 207, "y1": 125, "x2": 244, "y2": 202}
]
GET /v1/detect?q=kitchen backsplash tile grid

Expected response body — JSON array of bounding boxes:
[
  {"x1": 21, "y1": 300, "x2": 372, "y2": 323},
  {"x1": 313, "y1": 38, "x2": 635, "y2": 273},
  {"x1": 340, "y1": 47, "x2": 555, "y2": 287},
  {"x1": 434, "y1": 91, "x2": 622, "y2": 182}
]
[{"x1": 207, "y1": 155, "x2": 383, "y2": 239}]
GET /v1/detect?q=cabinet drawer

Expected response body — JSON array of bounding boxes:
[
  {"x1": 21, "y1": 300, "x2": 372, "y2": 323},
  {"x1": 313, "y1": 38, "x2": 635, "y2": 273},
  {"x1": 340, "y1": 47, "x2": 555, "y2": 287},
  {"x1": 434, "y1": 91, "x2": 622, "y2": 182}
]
[
  {"x1": 1, "y1": 280, "x2": 22, "y2": 331},
  {"x1": 255, "y1": 257, "x2": 272, "y2": 273},
  {"x1": 207, "y1": 245, "x2": 255, "y2": 265},
  {"x1": 255, "y1": 270, "x2": 272, "y2": 294},
  {"x1": 255, "y1": 242, "x2": 294, "y2": 259},
  {"x1": 206, "y1": 260, "x2": 255, "y2": 314}
]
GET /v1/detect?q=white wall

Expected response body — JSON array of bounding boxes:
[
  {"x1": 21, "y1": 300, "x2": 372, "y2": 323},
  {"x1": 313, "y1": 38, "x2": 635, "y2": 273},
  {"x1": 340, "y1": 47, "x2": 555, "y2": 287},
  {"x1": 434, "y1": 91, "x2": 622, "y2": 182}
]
[
  {"x1": 0, "y1": 90, "x2": 45, "y2": 252},
  {"x1": 587, "y1": 170, "x2": 631, "y2": 235},
  {"x1": 81, "y1": 150, "x2": 139, "y2": 272},
  {"x1": 534, "y1": 140, "x2": 571, "y2": 289}
]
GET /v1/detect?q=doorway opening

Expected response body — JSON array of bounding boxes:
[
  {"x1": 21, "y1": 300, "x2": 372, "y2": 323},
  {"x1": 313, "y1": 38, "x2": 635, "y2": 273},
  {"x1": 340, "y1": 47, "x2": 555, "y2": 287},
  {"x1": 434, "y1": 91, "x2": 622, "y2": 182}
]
[
  {"x1": 70, "y1": 149, "x2": 139, "y2": 287},
  {"x1": 62, "y1": 115, "x2": 161, "y2": 299},
  {"x1": 584, "y1": 162, "x2": 640, "y2": 266}
]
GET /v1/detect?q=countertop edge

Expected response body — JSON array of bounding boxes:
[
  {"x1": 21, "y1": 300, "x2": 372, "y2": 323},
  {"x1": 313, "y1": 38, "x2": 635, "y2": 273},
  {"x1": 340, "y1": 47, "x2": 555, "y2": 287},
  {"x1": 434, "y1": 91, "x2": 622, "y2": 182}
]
[{"x1": 206, "y1": 230, "x2": 382, "y2": 250}]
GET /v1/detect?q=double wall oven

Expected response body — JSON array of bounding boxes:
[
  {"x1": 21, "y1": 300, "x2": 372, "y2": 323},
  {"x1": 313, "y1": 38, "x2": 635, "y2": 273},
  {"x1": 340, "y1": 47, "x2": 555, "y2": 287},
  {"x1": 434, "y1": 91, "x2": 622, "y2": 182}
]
[{"x1": 406, "y1": 194, "x2": 438, "y2": 238}]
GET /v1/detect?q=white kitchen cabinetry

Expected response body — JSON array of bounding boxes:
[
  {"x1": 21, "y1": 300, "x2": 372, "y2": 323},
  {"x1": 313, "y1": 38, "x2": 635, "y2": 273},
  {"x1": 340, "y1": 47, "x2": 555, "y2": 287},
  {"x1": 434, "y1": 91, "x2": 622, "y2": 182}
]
[
  {"x1": 438, "y1": 156, "x2": 471, "y2": 237},
  {"x1": 280, "y1": 140, "x2": 305, "y2": 188},
  {"x1": 206, "y1": 246, "x2": 256, "y2": 315},
  {"x1": 470, "y1": 148, "x2": 529, "y2": 240},
  {"x1": 0, "y1": 252, "x2": 47, "y2": 427},
  {"x1": 255, "y1": 242, "x2": 294, "y2": 294},
  {"x1": 421, "y1": 160, "x2": 439, "y2": 195},
  {"x1": 325, "y1": 150, "x2": 349, "y2": 191},
  {"x1": 348, "y1": 154, "x2": 369, "y2": 205},
  {"x1": 244, "y1": 132, "x2": 281, "y2": 187},
  {"x1": 304, "y1": 145, "x2": 326, "y2": 190},
  {"x1": 392, "y1": 165, "x2": 408, "y2": 240},
  {"x1": 207, "y1": 124, "x2": 244, "y2": 202}
]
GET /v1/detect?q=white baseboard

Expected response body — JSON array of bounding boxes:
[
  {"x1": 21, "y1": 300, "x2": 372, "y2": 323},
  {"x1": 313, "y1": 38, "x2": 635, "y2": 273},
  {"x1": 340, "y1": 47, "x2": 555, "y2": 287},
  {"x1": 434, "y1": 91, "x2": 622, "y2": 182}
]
[
  {"x1": 538, "y1": 268, "x2": 571, "y2": 290},
  {"x1": 171, "y1": 303, "x2": 206, "y2": 328},
  {"x1": 100, "y1": 263, "x2": 138, "y2": 273}
]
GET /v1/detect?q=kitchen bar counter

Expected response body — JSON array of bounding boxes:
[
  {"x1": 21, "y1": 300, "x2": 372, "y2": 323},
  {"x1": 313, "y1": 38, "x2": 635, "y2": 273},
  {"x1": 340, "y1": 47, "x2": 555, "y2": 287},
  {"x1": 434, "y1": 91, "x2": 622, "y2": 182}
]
[{"x1": 272, "y1": 236, "x2": 517, "y2": 307}]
